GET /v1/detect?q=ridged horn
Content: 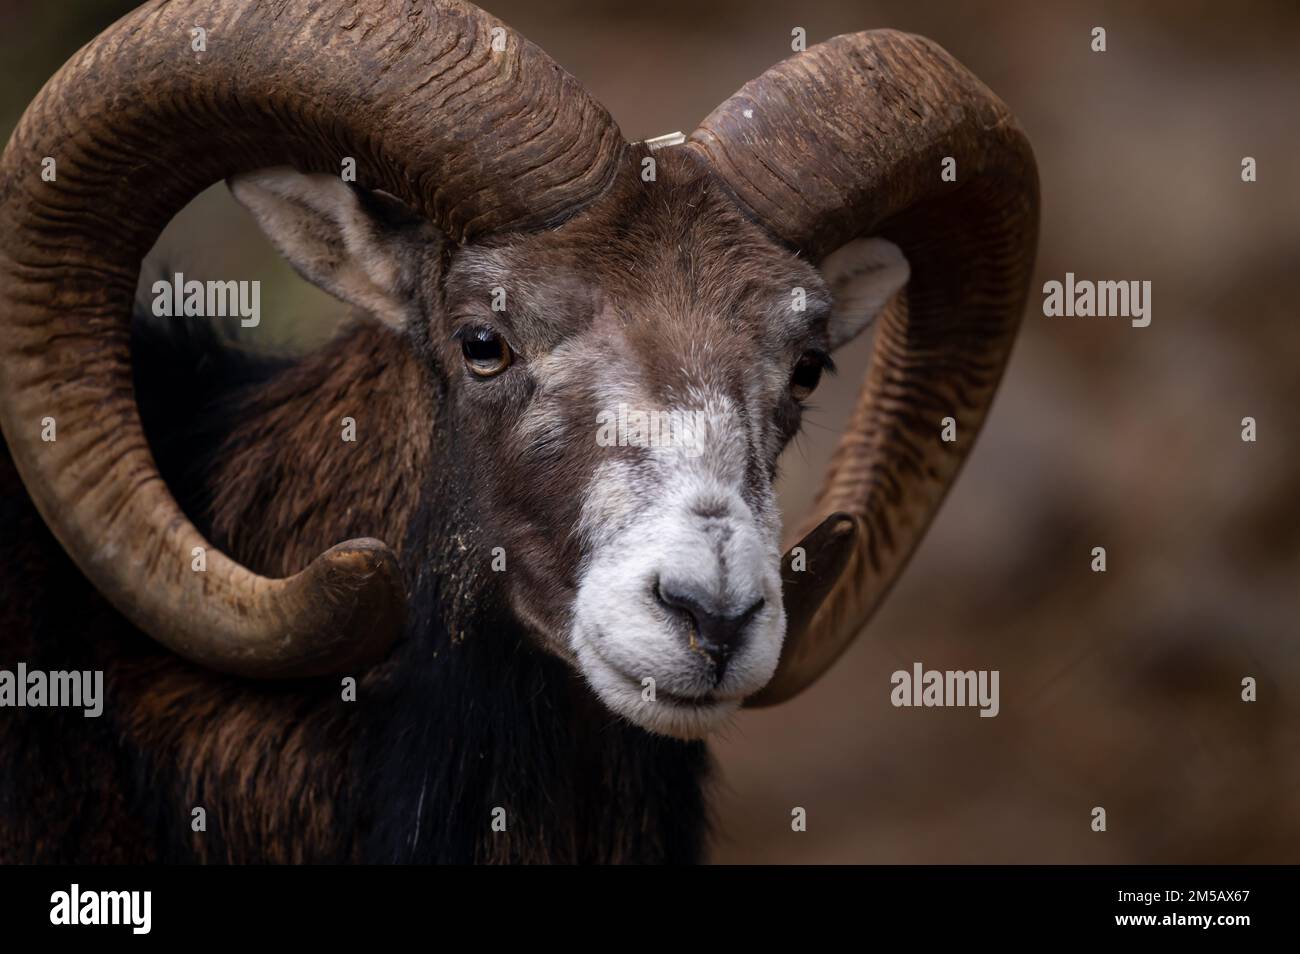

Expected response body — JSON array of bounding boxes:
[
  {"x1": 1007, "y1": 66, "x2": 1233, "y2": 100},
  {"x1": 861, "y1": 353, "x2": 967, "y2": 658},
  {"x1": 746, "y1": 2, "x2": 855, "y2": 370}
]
[
  {"x1": 0, "y1": 0, "x2": 624, "y2": 677},
  {"x1": 688, "y1": 30, "x2": 1039, "y2": 705}
]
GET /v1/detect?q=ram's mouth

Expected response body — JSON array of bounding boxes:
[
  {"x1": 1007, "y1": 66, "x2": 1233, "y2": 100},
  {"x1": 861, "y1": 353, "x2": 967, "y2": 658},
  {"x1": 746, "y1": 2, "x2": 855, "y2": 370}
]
[
  {"x1": 657, "y1": 686, "x2": 718, "y2": 708},
  {"x1": 606, "y1": 663, "x2": 723, "y2": 711},
  {"x1": 572, "y1": 627, "x2": 743, "y2": 737}
]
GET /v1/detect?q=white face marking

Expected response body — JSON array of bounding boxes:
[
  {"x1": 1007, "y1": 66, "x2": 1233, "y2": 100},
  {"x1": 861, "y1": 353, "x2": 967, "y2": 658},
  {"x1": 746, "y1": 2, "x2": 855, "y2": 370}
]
[{"x1": 570, "y1": 386, "x2": 785, "y2": 739}]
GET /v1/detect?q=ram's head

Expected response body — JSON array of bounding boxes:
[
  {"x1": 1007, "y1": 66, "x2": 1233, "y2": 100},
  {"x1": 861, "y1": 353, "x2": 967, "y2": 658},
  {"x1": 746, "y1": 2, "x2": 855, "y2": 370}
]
[{"x1": 0, "y1": 0, "x2": 1037, "y2": 739}]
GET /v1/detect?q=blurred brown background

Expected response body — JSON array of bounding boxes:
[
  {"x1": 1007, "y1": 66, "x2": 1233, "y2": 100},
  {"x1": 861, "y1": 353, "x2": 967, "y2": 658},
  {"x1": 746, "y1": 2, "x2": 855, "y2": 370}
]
[{"x1": 3, "y1": 0, "x2": 1296, "y2": 862}]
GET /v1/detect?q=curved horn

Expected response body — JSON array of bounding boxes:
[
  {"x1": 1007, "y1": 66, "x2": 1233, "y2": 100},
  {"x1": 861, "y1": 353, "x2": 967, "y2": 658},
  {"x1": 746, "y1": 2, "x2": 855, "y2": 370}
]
[
  {"x1": 689, "y1": 30, "x2": 1039, "y2": 705},
  {"x1": 0, "y1": 0, "x2": 624, "y2": 677}
]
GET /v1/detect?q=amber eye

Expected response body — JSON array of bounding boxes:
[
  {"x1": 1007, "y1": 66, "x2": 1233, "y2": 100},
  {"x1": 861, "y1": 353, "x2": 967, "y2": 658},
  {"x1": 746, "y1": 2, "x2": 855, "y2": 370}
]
[
  {"x1": 790, "y1": 351, "x2": 828, "y2": 401},
  {"x1": 459, "y1": 327, "x2": 512, "y2": 377}
]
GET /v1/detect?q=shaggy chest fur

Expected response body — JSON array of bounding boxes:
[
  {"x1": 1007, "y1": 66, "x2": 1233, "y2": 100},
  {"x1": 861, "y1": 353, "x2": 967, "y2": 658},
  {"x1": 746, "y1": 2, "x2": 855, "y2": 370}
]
[{"x1": 0, "y1": 318, "x2": 709, "y2": 864}]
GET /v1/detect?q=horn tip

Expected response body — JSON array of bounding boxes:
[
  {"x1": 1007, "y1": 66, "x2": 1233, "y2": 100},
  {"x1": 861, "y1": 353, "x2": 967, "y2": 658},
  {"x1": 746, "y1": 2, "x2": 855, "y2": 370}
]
[{"x1": 301, "y1": 537, "x2": 407, "y2": 674}]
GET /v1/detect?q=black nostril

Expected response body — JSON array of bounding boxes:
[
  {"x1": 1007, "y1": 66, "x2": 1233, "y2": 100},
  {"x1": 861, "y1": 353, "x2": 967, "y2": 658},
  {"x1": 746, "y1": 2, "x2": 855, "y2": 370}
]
[
  {"x1": 654, "y1": 579, "x2": 699, "y2": 618},
  {"x1": 654, "y1": 580, "x2": 765, "y2": 678}
]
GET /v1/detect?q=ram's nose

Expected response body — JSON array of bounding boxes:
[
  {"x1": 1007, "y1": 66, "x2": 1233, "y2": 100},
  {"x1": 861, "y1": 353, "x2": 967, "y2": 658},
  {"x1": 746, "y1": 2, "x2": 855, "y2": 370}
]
[{"x1": 655, "y1": 578, "x2": 765, "y2": 682}]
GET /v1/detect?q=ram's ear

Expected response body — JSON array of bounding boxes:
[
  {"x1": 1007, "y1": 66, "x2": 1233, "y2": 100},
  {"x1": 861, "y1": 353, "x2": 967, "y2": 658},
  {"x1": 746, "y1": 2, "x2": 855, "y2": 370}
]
[
  {"x1": 818, "y1": 237, "x2": 911, "y2": 351},
  {"x1": 228, "y1": 167, "x2": 442, "y2": 328}
]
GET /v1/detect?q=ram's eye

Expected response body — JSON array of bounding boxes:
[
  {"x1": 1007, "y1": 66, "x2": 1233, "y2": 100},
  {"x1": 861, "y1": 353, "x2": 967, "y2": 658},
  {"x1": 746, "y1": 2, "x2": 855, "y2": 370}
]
[
  {"x1": 790, "y1": 351, "x2": 828, "y2": 401},
  {"x1": 460, "y1": 327, "x2": 512, "y2": 377}
]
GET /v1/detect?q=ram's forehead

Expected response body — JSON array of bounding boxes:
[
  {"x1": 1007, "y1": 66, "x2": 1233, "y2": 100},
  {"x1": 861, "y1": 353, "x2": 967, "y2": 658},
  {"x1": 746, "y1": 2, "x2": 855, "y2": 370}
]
[
  {"x1": 446, "y1": 242, "x2": 831, "y2": 361},
  {"x1": 446, "y1": 246, "x2": 598, "y2": 343},
  {"x1": 443, "y1": 149, "x2": 835, "y2": 358}
]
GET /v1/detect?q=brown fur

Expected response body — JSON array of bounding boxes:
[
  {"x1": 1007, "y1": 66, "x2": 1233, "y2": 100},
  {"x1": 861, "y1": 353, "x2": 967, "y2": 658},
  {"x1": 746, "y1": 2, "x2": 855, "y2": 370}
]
[
  {"x1": 206, "y1": 323, "x2": 433, "y2": 578},
  {"x1": 121, "y1": 323, "x2": 431, "y2": 862}
]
